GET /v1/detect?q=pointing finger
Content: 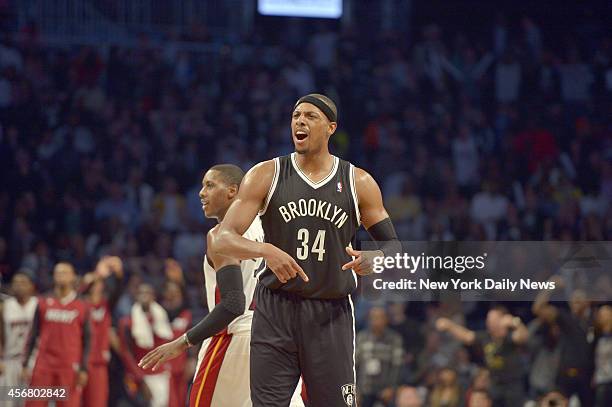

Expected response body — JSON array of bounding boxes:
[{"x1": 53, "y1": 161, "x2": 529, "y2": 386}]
[
  {"x1": 295, "y1": 263, "x2": 309, "y2": 282},
  {"x1": 288, "y1": 259, "x2": 308, "y2": 282}
]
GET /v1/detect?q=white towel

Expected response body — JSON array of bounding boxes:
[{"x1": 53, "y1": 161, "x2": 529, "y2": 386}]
[{"x1": 131, "y1": 302, "x2": 173, "y2": 349}]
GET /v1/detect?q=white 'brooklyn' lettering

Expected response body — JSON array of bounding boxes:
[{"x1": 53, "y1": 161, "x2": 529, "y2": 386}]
[{"x1": 279, "y1": 199, "x2": 348, "y2": 229}]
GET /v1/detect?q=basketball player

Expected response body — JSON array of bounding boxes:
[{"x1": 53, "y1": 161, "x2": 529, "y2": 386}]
[
  {"x1": 139, "y1": 164, "x2": 304, "y2": 406},
  {"x1": 22, "y1": 262, "x2": 91, "y2": 407},
  {"x1": 0, "y1": 271, "x2": 37, "y2": 407},
  {"x1": 119, "y1": 283, "x2": 174, "y2": 407},
  {"x1": 211, "y1": 94, "x2": 401, "y2": 406},
  {"x1": 161, "y1": 278, "x2": 192, "y2": 407},
  {"x1": 81, "y1": 256, "x2": 124, "y2": 407}
]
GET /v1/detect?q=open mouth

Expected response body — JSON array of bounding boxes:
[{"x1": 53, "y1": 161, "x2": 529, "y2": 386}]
[{"x1": 295, "y1": 130, "x2": 308, "y2": 141}]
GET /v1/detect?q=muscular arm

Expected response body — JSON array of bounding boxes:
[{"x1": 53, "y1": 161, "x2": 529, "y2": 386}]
[
  {"x1": 213, "y1": 161, "x2": 307, "y2": 283},
  {"x1": 342, "y1": 168, "x2": 401, "y2": 274},
  {"x1": 212, "y1": 161, "x2": 273, "y2": 260},
  {"x1": 354, "y1": 167, "x2": 390, "y2": 229}
]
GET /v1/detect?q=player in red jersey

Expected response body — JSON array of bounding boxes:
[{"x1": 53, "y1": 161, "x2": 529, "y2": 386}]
[
  {"x1": 80, "y1": 256, "x2": 124, "y2": 407},
  {"x1": 119, "y1": 283, "x2": 174, "y2": 407},
  {"x1": 22, "y1": 262, "x2": 91, "y2": 407},
  {"x1": 161, "y1": 275, "x2": 193, "y2": 407}
]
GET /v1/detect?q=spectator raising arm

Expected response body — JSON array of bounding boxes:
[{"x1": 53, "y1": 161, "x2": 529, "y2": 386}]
[
  {"x1": 436, "y1": 315, "x2": 528, "y2": 346},
  {"x1": 532, "y1": 275, "x2": 563, "y2": 323},
  {"x1": 435, "y1": 317, "x2": 476, "y2": 345},
  {"x1": 501, "y1": 314, "x2": 529, "y2": 345}
]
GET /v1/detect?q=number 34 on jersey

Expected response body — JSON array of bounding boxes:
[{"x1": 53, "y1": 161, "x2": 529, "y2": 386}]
[{"x1": 296, "y1": 228, "x2": 326, "y2": 261}]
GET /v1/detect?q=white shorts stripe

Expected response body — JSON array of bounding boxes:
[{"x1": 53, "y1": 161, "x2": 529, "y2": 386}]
[{"x1": 347, "y1": 294, "x2": 357, "y2": 389}]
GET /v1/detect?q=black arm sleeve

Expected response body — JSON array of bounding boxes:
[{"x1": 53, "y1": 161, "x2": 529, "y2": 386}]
[
  {"x1": 80, "y1": 313, "x2": 91, "y2": 370},
  {"x1": 185, "y1": 265, "x2": 245, "y2": 345},
  {"x1": 23, "y1": 306, "x2": 40, "y2": 368},
  {"x1": 366, "y1": 217, "x2": 402, "y2": 257}
]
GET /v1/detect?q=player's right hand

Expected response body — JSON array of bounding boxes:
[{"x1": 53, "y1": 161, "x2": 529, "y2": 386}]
[
  {"x1": 138, "y1": 336, "x2": 187, "y2": 372},
  {"x1": 262, "y1": 243, "x2": 309, "y2": 283}
]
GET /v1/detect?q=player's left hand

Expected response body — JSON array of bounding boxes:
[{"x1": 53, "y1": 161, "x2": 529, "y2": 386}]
[
  {"x1": 138, "y1": 337, "x2": 188, "y2": 372},
  {"x1": 77, "y1": 370, "x2": 88, "y2": 387},
  {"x1": 342, "y1": 247, "x2": 383, "y2": 276}
]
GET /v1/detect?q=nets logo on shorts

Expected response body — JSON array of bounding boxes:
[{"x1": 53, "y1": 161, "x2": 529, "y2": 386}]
[{"x1": 341, "y1": 383, "x2": 356, "y2": 406}]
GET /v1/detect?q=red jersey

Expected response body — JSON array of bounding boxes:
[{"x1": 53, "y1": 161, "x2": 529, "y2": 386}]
[
  {"x1": 88, "y1": 299, "x2": 112, "y2": 365},
  {"x1": 34, "y1": 292, "x2": 90, "y2": 370},
  {"x1": 119, "y1": 316, "x2": 170, "y2": 381}
]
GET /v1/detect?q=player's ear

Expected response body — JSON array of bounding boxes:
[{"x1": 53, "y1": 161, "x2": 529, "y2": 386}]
[
  {"x1": 327, "y1": 122, "x2": 337, "y2": 137},
  {"x1": 227, "y1": 184, "x2": 239, "y2": 199}
]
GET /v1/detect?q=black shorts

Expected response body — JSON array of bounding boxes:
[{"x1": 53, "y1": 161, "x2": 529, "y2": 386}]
[{"x1": 250, "y1": 284, "x2": 357, "y2": 407}]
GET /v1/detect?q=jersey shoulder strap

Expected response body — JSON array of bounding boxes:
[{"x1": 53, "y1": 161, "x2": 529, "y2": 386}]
[{"x1": 259, "y1": 156, "x2": 282, "y2": 216}]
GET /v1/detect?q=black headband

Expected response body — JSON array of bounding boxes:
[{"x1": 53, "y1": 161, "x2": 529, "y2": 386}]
[{"x1": 294, "y1": 95, "x2": 337, "y2": 122}]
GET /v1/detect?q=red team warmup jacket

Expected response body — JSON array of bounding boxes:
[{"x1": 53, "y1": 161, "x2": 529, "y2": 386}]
[
  {"x1": 27, "y1": 292, "x2": 90, "y2": 371},
  {"x1": 168, "y1": 308, "x2": 192, "y2": 407},
  {"x1": 89, "y1": 299, "x2": 112, "y2": 365},
  {"x1": 23, "y1": 292, "x2": 90, "y2": 407}
]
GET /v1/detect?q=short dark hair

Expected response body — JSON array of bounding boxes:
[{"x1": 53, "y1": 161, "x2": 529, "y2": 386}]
[
  {"x1": 208, "y1": 164, "x2": 245, "y2": 188},
  {"x1": 13, "y1": 269, "x2": 35, "y2": 282}
]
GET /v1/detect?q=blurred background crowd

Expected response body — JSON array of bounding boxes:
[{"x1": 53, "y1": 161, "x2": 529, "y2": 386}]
[{"x1": 0, "y1": 0, "x2": 610, "y2": 406}]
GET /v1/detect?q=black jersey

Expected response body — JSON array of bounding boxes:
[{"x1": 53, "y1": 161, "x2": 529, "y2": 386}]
[{"x1": 258, "y1": 153, "x2": 360, "y2": 299}]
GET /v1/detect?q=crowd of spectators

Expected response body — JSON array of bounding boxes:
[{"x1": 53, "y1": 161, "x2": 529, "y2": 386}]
[{"x1": 0, "y1": 7, "x2": 610, "y2": 407}]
